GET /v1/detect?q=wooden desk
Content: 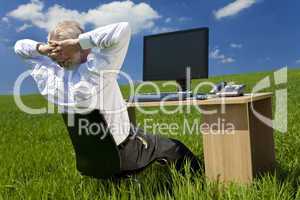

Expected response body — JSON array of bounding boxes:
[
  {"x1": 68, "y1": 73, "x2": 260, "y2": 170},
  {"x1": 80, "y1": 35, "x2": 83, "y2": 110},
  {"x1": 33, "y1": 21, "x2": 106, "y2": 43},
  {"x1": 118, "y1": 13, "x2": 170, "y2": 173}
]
[{"x1": 127, "y1": 93, "x2": 276, "y2": 183}]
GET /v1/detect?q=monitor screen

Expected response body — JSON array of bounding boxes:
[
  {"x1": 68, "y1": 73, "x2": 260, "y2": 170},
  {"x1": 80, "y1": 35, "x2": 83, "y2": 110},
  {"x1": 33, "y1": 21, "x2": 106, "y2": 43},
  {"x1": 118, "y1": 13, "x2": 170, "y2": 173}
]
[{"x1": 143, "y1": 27, "x2": 209, "y2": 81}]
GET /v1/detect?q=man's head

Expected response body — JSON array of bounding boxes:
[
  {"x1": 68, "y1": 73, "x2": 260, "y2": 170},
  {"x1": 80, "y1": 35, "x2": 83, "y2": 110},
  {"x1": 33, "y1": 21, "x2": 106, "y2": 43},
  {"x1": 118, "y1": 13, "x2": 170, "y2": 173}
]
[
  {"x1": 47, "y1": 20, "x2": 89, "y2": 68},
  {"x1": 48, "y1": 21, "x2": 84, "y2": 42}
]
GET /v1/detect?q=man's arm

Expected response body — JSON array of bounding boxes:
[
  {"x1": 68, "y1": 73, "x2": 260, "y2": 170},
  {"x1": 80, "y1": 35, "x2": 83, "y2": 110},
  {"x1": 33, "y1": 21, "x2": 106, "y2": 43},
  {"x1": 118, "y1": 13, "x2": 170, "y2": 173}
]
[
  {"x1": 78, "y1": 22, "x2": 131, "y2": 50},
  {"x1": 48, "y1": 22, "x2": 131, "y2": 62},
  {"x1": 14, "y1": 39, "x2": 54, "y2": 59}
]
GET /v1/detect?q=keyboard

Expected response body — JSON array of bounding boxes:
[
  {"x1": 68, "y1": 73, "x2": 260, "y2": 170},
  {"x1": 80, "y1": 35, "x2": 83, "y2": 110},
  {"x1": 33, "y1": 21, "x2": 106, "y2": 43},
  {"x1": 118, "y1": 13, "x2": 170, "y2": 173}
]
[
  {"x1": 216, "y1": 84, "x2": 245, "y2": 97},
  {"x1": 129, "y1": 92, "x2": 207, "y2": 102}
]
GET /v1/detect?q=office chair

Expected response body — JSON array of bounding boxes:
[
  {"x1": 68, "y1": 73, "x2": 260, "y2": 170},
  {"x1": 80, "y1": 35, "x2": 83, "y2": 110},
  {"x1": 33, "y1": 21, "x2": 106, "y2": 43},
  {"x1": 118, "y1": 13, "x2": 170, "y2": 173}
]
[{"x1": 61, "y1": 109, "x2": 121, "y2": 179}]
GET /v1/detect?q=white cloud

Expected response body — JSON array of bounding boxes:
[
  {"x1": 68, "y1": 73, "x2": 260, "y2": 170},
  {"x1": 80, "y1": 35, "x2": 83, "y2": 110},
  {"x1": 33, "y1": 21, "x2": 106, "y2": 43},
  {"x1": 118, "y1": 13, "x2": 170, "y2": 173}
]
[
  {"x1": 0, "y1": 36, "x2": 10, "y2": 44},
  {"x1": 210, "y1": 48, "x2": 235, "y2": 64},
  {"x1": 214, "y1": 0, "x2": 257, "y2": 20},
  {"x1": 151, "y1": 26, "x2": 175, "y2": 34},
  {"x1": 221, "y1": 57, "x2": 235, "y2": 63},
  {"x1": 5, "y1": 0, "x2": 161, "y2": 34},
  {"x1": 16, "y1": 23, "x2": 32, "y2": 32},
  {"x1": 0, "y1": 37, "x2": 9, "y2": 43},
  {"x1": 8, "y1": 0, "x2": 44, "y2": 21},
  {"x1": 178, "y1": 16, "x2": 192, "y2": 22},
  {"x1": 210, "y1": 49, "x2": 225, "y2": 60},
  {"x1": 230, "y1": 43, "x2": 243, "y2": 48},
  {"x1": 0, "y1": 17, "x2": 12, "y2": 29},
  {"x1": 1, "y1": 17, "x2": 9, "y2": 23},
  {"x1": 296, "y1": 59, "x2": 300, "y2": 64},
  {"x1": 165, "y1": 17, "x2": 172, "y2": 23}
]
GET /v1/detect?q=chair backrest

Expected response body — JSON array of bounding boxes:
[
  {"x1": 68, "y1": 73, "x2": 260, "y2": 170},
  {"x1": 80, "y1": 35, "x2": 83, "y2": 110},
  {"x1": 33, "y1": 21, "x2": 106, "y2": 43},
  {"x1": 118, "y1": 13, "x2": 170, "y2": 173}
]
[{"x1": 62, "y1": 110, "x2": 120, "y2": 179}]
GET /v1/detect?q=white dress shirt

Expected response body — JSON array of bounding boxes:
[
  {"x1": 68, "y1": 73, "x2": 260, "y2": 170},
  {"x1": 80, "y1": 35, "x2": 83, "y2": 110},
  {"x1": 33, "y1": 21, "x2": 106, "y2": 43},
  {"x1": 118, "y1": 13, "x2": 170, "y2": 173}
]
[{"x1": 14, "y1": 22, "x2": 132, "y2": 145}]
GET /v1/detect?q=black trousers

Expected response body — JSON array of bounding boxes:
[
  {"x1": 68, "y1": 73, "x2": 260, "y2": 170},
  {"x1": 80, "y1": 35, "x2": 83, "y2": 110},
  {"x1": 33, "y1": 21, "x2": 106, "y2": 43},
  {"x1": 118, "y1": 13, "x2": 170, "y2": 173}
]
[{"x1": 116, "y1": 127, "x2": 202, "y2": 176}]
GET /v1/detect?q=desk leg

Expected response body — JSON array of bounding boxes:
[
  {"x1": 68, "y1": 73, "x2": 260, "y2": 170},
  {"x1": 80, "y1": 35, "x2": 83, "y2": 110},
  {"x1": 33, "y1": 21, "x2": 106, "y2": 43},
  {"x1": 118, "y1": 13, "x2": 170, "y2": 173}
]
[
  {"x1": 248, "y1": 98, "x2": 276, "y2": 176},
  {"x1": 127, "y1": 107, "x2": 136, "y2": 127},
  {"x1": 200, "y1": 98, "x2": 275, "y2": 184},
  {"x1": 200, "y1": 103, "x2": 253, "y2": 183}
]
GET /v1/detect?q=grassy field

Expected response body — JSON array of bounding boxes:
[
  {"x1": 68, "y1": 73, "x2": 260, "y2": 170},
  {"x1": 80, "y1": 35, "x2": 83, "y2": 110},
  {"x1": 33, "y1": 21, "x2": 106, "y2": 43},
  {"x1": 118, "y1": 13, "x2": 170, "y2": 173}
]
[{"x1": 0, "y1": 69, "x2": 299, "y2": 199}]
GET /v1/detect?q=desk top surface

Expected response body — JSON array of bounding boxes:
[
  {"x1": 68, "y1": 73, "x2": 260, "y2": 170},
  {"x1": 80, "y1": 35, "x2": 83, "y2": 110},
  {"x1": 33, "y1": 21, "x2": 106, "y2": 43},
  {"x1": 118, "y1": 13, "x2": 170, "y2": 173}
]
[{"x1": 126, "y1": 92, "x2": 272, "y2": 107}]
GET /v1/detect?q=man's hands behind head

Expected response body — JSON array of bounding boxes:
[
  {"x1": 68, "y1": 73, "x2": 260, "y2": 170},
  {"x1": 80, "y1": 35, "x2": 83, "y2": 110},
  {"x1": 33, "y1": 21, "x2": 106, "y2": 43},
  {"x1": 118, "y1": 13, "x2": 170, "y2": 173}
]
[
  {"x1": 48, "y1": 39, "x2": 81, "y2": 61},
  {"x1": 38, "y1": 39, "x2": 81, "y2": 67},
  {"x1": 37, "y1": 43, "x2": 55, "y2": 56}
]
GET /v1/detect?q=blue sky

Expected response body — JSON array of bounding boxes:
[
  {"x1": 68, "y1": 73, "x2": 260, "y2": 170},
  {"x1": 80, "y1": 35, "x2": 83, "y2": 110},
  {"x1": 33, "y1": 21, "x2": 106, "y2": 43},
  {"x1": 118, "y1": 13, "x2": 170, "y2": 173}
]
[{"x1": 0, "y1": 0, "x2": 299, "y2": 94}]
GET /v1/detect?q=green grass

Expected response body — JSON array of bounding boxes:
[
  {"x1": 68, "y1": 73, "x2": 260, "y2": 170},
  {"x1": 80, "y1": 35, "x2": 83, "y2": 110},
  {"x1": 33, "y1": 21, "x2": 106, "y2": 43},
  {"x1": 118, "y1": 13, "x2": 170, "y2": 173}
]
[{"x1": 0, "y1": 69, "x2": 299, "y2": 199}]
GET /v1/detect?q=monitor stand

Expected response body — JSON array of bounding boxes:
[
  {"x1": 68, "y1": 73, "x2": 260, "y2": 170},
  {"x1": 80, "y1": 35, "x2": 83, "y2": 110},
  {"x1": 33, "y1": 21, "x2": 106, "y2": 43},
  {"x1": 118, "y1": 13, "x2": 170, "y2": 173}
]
[
  {"x1": 130, "y1": 78, "x2": 209, "y2": 102},
  {"x1": 176, "y1": 79, "x2": 192, "y2": 96}
]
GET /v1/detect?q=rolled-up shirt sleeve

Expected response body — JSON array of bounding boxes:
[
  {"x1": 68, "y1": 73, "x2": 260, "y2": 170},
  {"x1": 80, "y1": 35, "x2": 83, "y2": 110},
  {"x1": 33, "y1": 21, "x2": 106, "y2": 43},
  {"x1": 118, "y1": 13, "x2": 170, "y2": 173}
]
[
  {"x1": 14, "y1": 39, "x2": 51, "y2": 69},
  {"x1": 14, "y1": 39, "x2": 42, "y2": 59},
  {"x1": 78, "y1": 22, "x2": 131, "y2": 74},
  {"x1": 78, "y1": 22, "x2": 131, "y2": 50}
]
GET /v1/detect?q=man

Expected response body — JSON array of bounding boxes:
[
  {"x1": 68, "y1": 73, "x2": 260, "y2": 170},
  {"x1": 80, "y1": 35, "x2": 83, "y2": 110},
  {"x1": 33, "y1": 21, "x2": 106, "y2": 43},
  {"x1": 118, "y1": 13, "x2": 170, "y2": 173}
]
[{"x1": 14, "y1": 21, "x2": 202, "y2": 177}]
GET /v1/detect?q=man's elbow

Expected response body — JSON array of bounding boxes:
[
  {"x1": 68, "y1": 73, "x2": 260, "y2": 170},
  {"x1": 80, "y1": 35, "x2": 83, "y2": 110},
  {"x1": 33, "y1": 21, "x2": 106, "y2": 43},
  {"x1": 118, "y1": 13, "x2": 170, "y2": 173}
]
[
  {"x1": 14, "y1": 40, "x2": 23, "y2": 56},
  {"x1": 119, "y1": 22, "x2": 131, "y2": 40},
  {"x1": 121, "y1": 22, "x2": 131, "y2": 33},
  {"x1": 14, "y1": 39, "x2": 30, "y2": 57},
  {"x1": 100, "y1": 22, "x2": 131, "y2": 48},
  {"x1": 14, "y1": 39, "x2": 38, "y2": 58}
]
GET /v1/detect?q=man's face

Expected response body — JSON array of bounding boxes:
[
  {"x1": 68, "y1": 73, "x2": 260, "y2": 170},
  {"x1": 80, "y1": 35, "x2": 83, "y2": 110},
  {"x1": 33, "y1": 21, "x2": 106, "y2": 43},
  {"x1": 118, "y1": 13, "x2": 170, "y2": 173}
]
[{"x1": 58, "y1": 50, "x2": 82, "y2": 68}]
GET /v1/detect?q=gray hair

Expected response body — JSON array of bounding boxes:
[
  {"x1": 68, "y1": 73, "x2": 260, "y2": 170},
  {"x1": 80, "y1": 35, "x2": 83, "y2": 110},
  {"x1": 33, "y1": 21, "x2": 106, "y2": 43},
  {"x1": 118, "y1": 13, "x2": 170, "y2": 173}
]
[{"x1": 47, "y1": 20, "x2": 84, "y2": 41}]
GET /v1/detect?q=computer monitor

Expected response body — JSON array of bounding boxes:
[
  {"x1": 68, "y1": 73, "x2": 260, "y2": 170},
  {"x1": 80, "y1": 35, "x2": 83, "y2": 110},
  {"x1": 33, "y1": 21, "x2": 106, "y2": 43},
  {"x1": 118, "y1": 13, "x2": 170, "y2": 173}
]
[{"x1": 143, "y1": 27, "x2": 209, "y2": 91}]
